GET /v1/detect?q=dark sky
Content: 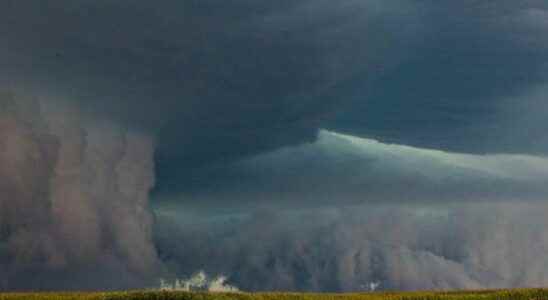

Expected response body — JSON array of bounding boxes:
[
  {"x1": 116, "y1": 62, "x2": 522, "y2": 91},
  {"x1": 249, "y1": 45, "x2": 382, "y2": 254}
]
[{"x1": 1, "y1": 0, "x2": 548, "y2": 292}]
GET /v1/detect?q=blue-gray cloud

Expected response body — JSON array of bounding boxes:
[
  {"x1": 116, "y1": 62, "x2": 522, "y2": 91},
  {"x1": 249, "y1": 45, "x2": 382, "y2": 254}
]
[{"x1": 158, "y1": 130, "x2": 548, "y2": 211}]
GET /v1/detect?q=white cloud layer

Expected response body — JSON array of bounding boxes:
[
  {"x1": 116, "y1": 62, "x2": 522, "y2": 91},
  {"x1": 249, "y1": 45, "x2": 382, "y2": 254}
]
[{"x1": 169, "y1": 130, "x2": 548, "y2": 213}]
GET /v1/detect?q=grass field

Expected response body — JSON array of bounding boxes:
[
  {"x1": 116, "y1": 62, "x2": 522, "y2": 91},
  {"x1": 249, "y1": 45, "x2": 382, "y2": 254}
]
[{"x1": 1, "y1": 289, "x2": 548, "y2": 300}]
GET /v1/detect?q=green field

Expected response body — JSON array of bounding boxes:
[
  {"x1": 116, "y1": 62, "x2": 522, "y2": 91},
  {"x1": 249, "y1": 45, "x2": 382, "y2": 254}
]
[{"x1": 1, "y1": 289, "x2": 548, "y2": 300}]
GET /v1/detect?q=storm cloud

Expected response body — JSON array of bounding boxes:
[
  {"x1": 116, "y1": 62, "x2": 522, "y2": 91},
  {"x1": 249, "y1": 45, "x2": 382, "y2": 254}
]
[
  {"x1": 155, "y1": 202, "x2": 548, "y2": 291},
  {"x1": 154, "y1": 131, "x2": 548, "y2": 291},
  {"x1": 0, "y1": 0, "x2": 547, "y2": 292},
  {"x1": 158, "y1": 131, "x2": 548, "y2": 211}
]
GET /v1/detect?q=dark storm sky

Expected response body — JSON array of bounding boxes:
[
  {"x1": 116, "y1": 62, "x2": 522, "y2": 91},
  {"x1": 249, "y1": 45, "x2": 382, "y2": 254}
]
[
  {"x1": 3, "y1": 1, "x2": 547, "y2": 182},
  {"x1": 2, "y1": 0, "x2": 548, "y2": 292}
]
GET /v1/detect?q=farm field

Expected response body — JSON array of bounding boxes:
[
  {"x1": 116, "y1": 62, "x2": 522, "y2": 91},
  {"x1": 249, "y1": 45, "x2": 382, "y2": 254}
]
[{"x1": 1, "y1": 289, "x2": 548, "y2": 300}]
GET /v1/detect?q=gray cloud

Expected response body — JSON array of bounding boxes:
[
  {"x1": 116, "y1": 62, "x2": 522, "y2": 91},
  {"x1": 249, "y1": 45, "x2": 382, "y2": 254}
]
[
  {"x1": 155, "y1": 202, "x2": 548, "y2": 291},
  {"x1": 327, "y1": 1, "x2": 548, "y2": 154}
]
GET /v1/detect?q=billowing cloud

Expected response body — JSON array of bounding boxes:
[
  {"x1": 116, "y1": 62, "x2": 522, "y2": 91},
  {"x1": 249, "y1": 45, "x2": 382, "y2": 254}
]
[
  {"x1": 0, "y1": 91, "x2": 161, "y2": 290},
  {"x1": 155, "y1": 202, "x2": 548, "y2": 292}
]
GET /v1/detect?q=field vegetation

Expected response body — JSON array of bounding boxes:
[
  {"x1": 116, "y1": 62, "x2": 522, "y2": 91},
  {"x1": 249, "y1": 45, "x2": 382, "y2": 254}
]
[{"x1": 1, "y1": 289, "x2": 548, "y2": 300}]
